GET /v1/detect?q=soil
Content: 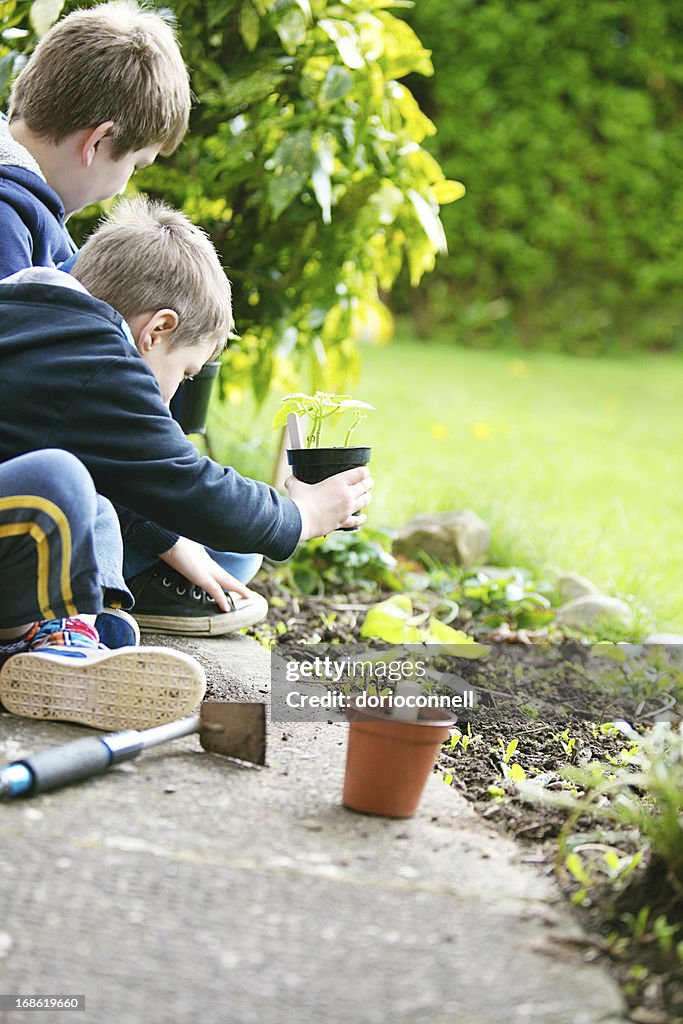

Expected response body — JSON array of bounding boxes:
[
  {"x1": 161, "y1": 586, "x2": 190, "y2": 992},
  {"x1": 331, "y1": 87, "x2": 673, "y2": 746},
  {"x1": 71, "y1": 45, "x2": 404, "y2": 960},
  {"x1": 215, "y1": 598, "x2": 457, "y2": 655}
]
[{"x1": 247, "y1": 563, "x2": 683, "y2": 1022}]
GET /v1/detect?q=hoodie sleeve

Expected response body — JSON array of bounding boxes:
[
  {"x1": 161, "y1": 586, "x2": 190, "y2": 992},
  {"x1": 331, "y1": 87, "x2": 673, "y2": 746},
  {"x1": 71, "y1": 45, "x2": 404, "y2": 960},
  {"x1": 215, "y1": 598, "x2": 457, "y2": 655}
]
[
  {"x1": 46, "y1": 352, "x2": 303, "y2": 561},
  {"x1": 0, "y1": 200, "x2": 34, "y2": 279},
  {"x1": 114, "y1": 505, "x2": 180, "y2": 558}
]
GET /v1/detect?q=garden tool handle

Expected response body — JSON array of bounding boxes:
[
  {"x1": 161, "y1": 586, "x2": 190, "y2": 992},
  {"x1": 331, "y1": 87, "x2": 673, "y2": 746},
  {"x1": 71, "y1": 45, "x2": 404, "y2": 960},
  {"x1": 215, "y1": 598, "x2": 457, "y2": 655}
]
[{"x1": 0, "y1": 731, "x2": 144, "y2": 798}]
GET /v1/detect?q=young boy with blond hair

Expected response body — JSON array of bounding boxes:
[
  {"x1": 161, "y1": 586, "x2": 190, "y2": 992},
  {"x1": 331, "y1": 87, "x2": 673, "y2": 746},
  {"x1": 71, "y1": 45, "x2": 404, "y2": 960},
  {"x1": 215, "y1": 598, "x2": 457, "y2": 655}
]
[
  {"x1": 1, "y1": 0, "x2": 267, "y2": 636},
  {"x1": 0, "y1": 198, "x2": 373, "y2": 729},
  {"x1": 0, "y1": 0, "x2": 190, "y2": 276}
]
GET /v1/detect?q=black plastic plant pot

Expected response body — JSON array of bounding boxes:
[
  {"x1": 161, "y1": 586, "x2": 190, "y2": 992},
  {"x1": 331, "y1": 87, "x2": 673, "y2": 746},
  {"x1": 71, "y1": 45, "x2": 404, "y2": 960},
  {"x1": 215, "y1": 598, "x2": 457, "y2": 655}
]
[
  {"x1": 169, "y1": 361, "x2": 221, "y2": 435},
  {"x1": 287, "y1": 446, "x2": 372, "y2": 530},
  {"x1": 286, "y1": 445, "x2": 372, "y2": 483}
]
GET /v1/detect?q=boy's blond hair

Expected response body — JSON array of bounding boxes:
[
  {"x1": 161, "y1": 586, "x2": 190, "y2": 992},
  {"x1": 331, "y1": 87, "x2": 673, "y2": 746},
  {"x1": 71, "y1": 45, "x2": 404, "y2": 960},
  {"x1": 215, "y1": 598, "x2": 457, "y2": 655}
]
[
  {"x1": 72, "y1": 198, "x2": 233, "y2": 352},
  {"x1": 8, "y1": 1, "x2": 190, "y2": 158}
]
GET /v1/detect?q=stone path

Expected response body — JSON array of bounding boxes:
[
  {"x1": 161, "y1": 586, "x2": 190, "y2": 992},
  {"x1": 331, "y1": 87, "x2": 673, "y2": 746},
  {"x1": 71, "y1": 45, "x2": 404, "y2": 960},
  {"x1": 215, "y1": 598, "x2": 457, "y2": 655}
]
[{"x1": 0, "y1": 634, "x2": 628, "y2": 1024}]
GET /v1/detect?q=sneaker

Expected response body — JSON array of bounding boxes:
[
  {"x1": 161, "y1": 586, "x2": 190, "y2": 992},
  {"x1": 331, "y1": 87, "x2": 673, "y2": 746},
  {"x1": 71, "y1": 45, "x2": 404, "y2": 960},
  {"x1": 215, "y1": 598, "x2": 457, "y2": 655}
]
[
  {"x1": 128, "y1": 564, "x2": 269, "y2": 636},
  {"x1": 95, "y1": 608, "x2": 140, "y2": 649},
  {"x1": 0, "y1": 645, "x2": 206, "y2": 730}
]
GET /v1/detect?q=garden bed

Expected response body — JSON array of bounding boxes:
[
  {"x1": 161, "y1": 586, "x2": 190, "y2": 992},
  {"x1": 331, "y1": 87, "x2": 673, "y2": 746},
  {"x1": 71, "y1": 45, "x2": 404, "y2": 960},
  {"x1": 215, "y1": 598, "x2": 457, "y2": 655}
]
[{"x1": 247, "y1": 552, "x2": 683, "y2": 1023}]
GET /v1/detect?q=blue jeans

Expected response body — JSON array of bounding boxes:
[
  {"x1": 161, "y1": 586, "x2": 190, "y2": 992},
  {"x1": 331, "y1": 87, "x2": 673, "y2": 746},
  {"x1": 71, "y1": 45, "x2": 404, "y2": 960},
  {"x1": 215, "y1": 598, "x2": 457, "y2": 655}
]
[
  {"x1": 122, "y1": 538, "x2": 263, "y2": 587},
  {"x1": 0, "y1": 450, "x2": 131, "y2": 628}
]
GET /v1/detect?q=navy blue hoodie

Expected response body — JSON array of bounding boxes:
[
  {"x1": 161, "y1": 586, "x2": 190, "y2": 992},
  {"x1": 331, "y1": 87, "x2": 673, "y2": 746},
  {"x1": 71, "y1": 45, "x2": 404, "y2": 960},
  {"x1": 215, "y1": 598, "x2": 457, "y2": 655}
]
[
  {"x1": 0, "y1": 116, "x2": 76, "y2": 278},
  {"x1": 0, "y1": 279, "x2": 302, "y2": 560}
]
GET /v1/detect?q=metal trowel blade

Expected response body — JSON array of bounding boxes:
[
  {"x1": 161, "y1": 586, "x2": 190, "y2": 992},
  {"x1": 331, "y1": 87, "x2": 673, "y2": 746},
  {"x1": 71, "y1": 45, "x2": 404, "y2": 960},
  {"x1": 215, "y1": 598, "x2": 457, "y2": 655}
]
[{"x1": 198, "y1": 701, "x2": 267, "y2": 766}]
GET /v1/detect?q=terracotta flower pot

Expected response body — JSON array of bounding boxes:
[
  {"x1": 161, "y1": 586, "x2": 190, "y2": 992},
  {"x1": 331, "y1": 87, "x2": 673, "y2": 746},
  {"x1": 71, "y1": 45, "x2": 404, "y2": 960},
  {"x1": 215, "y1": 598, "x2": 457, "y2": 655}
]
[
  {"x1": 342, "y1": 703, "x2": 455, "y2": 818},
  {"x1": 169, "y1": 361, "x2": 221, "y2": 435}
]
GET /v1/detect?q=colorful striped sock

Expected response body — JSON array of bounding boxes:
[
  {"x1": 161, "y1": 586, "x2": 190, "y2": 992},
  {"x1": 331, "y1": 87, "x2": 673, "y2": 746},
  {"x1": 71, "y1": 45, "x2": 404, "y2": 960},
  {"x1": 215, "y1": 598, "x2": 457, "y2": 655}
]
[{"x1": 29, "y1": 617, "x2": 100, "y2": 658}]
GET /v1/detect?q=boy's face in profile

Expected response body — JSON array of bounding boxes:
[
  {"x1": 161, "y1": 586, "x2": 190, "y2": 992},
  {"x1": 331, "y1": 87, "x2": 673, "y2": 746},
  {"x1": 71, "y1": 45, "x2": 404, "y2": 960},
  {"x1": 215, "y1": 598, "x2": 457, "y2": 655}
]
[
  {"x1": 77, "y1": 134, "x2": 160, "y2": 212},
  {"x1": 146, "y1": 337, "x2": 217, "y2": 406},
  {"x1": 127, "y1": 308, "x2": 218, "y2": 404}
]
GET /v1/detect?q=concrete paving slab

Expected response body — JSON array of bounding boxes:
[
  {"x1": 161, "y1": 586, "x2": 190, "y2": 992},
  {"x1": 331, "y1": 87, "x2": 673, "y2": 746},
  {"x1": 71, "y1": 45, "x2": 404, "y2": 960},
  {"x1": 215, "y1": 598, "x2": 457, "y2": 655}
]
[{"x1": 0, "y1": 635, "x2": 627, "y2": 1024}]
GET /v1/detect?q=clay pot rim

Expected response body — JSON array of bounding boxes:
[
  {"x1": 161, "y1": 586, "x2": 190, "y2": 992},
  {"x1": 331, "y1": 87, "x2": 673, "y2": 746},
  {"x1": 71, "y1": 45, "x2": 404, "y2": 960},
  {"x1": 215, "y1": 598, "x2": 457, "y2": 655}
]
[{"x1": 346, "y1": 700, "x2": 456, "y2": 729}]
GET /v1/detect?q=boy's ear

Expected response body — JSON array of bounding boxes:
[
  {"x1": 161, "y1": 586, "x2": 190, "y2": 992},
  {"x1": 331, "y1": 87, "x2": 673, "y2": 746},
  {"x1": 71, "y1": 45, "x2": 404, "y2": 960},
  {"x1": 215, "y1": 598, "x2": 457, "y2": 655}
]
[
  {"x1": 80, "y1": 121, "x2": 116, "y2": 167},
  {"x1": 134, "y1": 309, "x2": 180, "y2": 354}
]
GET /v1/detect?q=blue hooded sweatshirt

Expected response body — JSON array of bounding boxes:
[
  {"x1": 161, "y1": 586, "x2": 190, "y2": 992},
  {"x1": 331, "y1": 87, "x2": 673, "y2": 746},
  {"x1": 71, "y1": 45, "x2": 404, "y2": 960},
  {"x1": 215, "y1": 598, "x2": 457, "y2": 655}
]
[
  {"x1": 0, "y1": 115, "x2": 76, "y2": 278},
  {"x1": 0, "y1": 272, "x2": 303, "y2": 560}
]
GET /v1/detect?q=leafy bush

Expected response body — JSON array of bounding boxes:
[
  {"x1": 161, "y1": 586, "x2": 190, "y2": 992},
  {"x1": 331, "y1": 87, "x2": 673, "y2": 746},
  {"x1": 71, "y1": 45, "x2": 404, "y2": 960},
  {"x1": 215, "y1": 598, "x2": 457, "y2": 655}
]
[
  {"x1": 0, "y1": 0, "x2": 462, "y2": 398},
  {"x1": 459, "y1": 569, "x2": 555, "y2": 631},
  {"x1": 275, "y1": 526, "x2": 403, "y2": 595},
  {"x1": 398, "y1": 0, "x2": 683, "y2": 352}
]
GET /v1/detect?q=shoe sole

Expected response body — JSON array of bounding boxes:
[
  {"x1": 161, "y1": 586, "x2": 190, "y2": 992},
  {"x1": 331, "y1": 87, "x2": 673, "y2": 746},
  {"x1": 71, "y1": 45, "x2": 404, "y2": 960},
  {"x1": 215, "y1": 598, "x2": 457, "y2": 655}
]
[
  {"x1": 0, "y1": 647, "x2": 206, "y2": 730},
  {"x1": 132, "y1": 592, "x2": 269, "y2": 637}
]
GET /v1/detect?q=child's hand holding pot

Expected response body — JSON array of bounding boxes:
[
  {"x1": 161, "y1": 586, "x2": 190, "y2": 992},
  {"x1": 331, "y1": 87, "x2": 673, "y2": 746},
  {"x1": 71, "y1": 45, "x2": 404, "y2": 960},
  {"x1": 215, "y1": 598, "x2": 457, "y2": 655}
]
[{"x1": 286, "y1": 467, "x2": 374, "y2": 541}]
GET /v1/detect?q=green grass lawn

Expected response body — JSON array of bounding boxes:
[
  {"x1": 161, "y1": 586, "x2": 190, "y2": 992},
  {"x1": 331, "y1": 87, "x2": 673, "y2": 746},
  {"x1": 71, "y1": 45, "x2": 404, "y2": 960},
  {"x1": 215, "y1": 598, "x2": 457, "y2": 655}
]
[{"x1": 209, "y1": 336, "x2": 683, "y2": 631}]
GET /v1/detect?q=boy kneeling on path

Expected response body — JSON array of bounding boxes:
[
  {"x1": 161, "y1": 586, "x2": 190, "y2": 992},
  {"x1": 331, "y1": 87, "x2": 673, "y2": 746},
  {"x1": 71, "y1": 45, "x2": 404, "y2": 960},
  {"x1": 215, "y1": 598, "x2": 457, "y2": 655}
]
[
  {"x1": 0, "y1": 0, "x2": 261, "y2": 636},
  {"x1": 0, "y1": 199, "x2": 373, "y2": 729}
]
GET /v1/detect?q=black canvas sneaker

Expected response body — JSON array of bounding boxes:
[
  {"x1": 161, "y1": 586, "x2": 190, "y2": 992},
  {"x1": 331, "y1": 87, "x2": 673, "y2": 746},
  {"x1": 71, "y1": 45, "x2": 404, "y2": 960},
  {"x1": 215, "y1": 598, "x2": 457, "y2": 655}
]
[{"x1": 128, "y1": 563, "x2": 269, "y2": 636}]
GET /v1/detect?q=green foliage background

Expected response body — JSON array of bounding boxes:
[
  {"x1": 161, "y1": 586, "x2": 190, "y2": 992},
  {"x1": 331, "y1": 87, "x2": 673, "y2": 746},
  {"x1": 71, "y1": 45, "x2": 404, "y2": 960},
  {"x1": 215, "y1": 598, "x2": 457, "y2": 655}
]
[
  {"x1": 399, "y1": 0, "x2": 683, "y2": 353},
  {"x1": 1, "y1": 0, "x2": 460, "y2": 398},
  {"x1": 3, "y1": 0, "x2": 681, "y2": 361}
]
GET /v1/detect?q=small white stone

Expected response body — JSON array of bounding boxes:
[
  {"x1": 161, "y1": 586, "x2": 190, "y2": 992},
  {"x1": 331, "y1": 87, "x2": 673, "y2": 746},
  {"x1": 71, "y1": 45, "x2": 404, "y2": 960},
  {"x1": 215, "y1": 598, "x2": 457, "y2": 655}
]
[
  {"x1": 557, "y1": 595, "x2": 633, "y2": 630},
  {"x1": 556, "y1": 572, "x2": 601, "y2": 602}
]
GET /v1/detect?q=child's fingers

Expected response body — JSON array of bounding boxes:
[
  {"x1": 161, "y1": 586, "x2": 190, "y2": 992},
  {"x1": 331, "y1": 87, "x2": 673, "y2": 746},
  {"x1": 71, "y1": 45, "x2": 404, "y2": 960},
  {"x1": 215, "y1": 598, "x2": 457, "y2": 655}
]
[
  {"x1": 200, "y1": 576, "x2": 233, "y2": 612},
  {"x1": 349, "y1": 477, "x2": 373, "y2": 515},
  {"x1": 338, "y1": 466, "x2": 371, "y2": 485},
  {"x1": 350, "y1": 475, "x2": 374, "y2": 498},
  {"x1": 211, "y1": 568, "x2": 252, "y2": 601},
  {"x1": 340, "y1": 513, "x2": 368, "y2": 528}
]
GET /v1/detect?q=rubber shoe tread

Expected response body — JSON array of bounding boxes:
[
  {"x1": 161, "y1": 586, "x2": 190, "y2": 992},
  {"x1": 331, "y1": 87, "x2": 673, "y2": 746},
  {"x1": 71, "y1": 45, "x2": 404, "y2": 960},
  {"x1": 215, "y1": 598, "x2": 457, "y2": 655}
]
[{"x1": 0, "y1": 646, "x2": 206, "y2": 730}]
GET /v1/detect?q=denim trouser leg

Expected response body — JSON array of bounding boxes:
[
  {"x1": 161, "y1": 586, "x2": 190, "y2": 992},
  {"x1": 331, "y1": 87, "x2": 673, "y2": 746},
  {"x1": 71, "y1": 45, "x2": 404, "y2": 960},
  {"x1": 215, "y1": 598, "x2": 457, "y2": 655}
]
[
  {"x1": 93, "y1": 496, "x2": 134, "y2": 609},
  {"x1": 123, "y1": 536, "x2": 263, "y2": 587},
  {"x1": 0, "y1": 450, "x2": 105, "y2": 628},
  {"x1": 202, "y1": 548, "x2": 263, "y2": 585}
]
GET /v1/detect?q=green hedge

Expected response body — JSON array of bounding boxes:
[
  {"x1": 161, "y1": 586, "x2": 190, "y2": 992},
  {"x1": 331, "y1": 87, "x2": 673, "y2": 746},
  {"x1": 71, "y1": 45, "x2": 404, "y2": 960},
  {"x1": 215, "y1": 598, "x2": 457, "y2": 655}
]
[{"x1": 399, "y1": 0, "x2": 683, "y2": 352}]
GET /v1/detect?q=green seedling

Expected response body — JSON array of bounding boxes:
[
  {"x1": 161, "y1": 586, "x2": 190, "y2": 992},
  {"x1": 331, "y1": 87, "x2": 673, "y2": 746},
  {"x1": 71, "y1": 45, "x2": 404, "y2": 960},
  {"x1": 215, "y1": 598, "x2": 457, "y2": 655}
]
[
  {"x1": 652, "y1": 915, "x2": 680, "y2": 954},
  {"x1": 621, "y1": 906, "x2": 651, "y2": 942},
  {"x1": 495, "y1": 736, "x2": 526, "y2": 782},
  {"x1": 446, "y1": 723, "x2": 476, "y2": 754},
  {"x1": 273, "y1": 391, "x2": 375, "y2": 448},
  {"x1": 621, "y1": 908, "x2": 679, "y2": 955},
  {"x1": 498, "y1": 736, "x2": 519, "y2": 763},
  {"x1": 555, "y1": 728, "x2": 577, "y2": 759}
]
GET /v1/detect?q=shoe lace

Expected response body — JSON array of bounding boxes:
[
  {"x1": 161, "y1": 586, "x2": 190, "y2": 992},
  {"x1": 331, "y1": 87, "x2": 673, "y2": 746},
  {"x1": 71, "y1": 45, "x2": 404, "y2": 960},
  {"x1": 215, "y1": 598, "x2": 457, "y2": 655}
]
[{"x1": 157, "y1": 568, "x2": 237, "y2": 611}]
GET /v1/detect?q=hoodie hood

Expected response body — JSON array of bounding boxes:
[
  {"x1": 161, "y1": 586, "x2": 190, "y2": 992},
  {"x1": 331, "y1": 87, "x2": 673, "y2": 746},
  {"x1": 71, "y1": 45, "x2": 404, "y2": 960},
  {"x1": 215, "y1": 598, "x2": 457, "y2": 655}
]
[
  {"x1": 0, "y1": 114, "x2": 45, "y2": 180},
  {"x1": 1, "y1": 265, "x2": 88, "y2": 292},
  {"x1": 0, "y1": 115, "x2": 74, "y2": 276}
]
